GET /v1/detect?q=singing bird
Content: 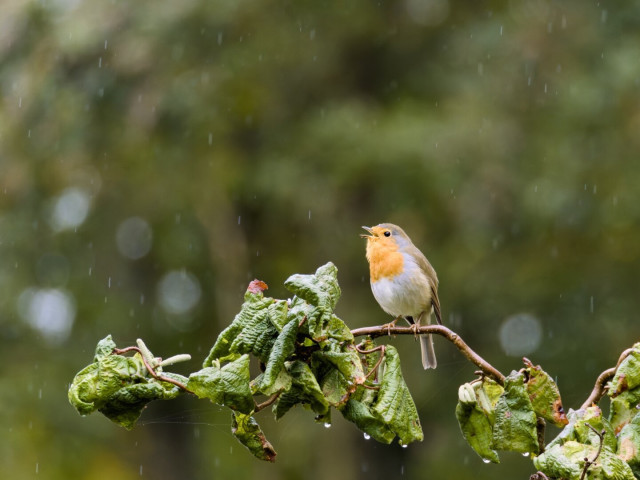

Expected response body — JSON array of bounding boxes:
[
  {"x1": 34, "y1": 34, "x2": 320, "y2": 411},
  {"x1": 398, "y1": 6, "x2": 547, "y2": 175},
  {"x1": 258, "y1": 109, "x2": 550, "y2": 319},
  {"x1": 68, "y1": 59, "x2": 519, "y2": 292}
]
[{"x1": 361, "y1": 223, "x2": 442, "y2": 369}]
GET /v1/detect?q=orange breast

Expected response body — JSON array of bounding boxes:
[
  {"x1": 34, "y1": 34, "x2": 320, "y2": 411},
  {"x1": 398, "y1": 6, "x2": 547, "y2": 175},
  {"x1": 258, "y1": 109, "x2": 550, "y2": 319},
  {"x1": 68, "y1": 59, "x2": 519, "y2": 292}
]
[{"x1": 366, "y1": 240, "x2": 404, "y2": 282}]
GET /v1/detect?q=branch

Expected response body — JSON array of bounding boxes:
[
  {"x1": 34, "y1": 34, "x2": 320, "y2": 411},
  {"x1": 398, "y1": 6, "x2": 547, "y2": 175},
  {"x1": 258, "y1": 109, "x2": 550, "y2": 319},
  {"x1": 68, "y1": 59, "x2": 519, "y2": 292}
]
[
  {"x1": 579, "y1": 347, "x2": 634, "y2": 410},
  {"x1": 579, "y1": 424, "x2": 605, "y2": 480},
  {"x1": 113, "y1": 347, "x2": 194, "y2": 394},
  {"x1": 351, "y1": 324, "x2": 505, "y2": 385}
]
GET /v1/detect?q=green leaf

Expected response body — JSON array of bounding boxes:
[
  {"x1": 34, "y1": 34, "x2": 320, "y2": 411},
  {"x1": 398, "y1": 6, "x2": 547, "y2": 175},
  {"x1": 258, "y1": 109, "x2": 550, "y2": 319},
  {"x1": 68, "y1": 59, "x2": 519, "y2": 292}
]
[
  {"x1": 267, "y1": 299, "x2": 290, "y2": 331},
  {"x1": 535, "y1": 441, "x2": 636, "y2": 480},
  {"x1": 231, "y1": 411, "x2": 277, "y2": 462},
  {"x1": 371, "y1": 345, "x2": 423, "y2": 445},
  {"x1": 187, "y1": 354, "x2": 255, "y2": 414},
  {"x1": 318, "y1": 368, "x2": 353, "y2": 407},
  {"x1": 313, "y1": 342, "x2": 365, "y2": 386},
  {"x1": 523, "y1": 360, "x2": 569, "y2": 427},
  {"x1": 94, "y1": 334, "x2": 117, "y2": 360},
  {"x1": 284, "y1": 262, "x2": 341, "y2": 311},
  {"x1": 610, "y1": 343, "x2": 640, "y2": 397},
  {"x1": 533, "y1": 440, "x2": 590, "y2": 480},
  {"x1": 536, "y1": 407, "x2": 633, "y2": 480},
  {"x1": 617, "y1": 413, "x2": 640, "y2": 477},
  {"x1": 203, "y1": 290, "x2": 276, "y2": 366},
  {"x1": 68, "y1": 336, "x2": 186, "y2": 429},
  {"x1": 573, "y1": 407, "x2": 617, "y2": 452},
  {"x1": 98, "y1": 380, "x2": 181, "y2": 430},
  {"x1": 455, "y1": 381, "x2": 501, "y2": 463},
  {"x1": 284, "y1": 263, "x2": 341, "y2": 340},
  {"x1": 609, "y1": 395, "x2": 636, "y2": 435},
  {"x1": 259, "y1": 318, "x2": 299, "y2": 395},
  {"x1": 492, "y1": 371, "x2": 539, "y2": 455},
  {"x1": 273, "y1": 360, "x2": 329, "y2": 419},
  {"x1": 341, "y1": 395, "x2": 397, "y2": 444},
  {"x1": 325, "y1": 314, "x2": 354, "y2": 343}
]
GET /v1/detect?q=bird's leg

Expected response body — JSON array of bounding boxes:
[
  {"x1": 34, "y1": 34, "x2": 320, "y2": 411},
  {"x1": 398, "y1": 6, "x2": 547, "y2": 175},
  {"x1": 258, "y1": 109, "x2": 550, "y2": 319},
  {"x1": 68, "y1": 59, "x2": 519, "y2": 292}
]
[
  {"x1": 411, "y1": 312, "x2": 424, "y2": 340},
  {"x1": 410, "y1": 322, "x2": 420, "y2": 340},
  {"x1": 382, "y1": 316, "x2": 402, "y2": 336}
]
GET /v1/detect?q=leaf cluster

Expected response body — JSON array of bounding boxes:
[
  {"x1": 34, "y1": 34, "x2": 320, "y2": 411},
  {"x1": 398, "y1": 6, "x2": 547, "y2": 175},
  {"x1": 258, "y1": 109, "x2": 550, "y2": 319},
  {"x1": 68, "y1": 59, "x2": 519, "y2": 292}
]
[
  {"x1": 68, "y1": 263, "x2": 423, "y2": 461},
  {"x1": 67, "y1": 336, "x2": 187, "y2": 430},
  {"x1": 456, "y1": 363, "x2": 568, "y2": 465}
]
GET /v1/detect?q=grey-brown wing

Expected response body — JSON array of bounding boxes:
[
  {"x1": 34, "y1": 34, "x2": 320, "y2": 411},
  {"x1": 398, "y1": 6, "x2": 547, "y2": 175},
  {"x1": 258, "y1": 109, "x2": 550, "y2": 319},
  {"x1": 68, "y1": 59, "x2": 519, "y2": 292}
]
[
  {"x1": 431, "y1": 285, "x2": 443, "y2": 325},
  {"x1": 404, "y1": 244, "x2": 442, "y2": 325}
]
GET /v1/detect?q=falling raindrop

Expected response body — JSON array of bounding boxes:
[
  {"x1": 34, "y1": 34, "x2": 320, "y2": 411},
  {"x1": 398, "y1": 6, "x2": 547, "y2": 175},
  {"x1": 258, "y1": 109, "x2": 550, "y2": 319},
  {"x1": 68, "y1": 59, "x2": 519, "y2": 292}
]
[
  {"x1": 208, "y1": 133, "x2": 213, "y2": 146},
  {"x1": 98, "y1": 57, "x2": 102, "y2": 68},
  {"x1": 237, "y1": 216, "x2": 241, "y2": 225},
  {"x1": 590, "y1": 296, "x2": 594, "y2": 313},
  {"x1": 139, "y1": 464, "x2": 143, "y2": 476}
]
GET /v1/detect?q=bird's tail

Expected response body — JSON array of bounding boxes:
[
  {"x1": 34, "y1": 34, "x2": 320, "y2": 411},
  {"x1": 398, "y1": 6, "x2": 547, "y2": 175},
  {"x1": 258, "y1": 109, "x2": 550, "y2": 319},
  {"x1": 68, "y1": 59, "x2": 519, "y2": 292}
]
[{"x1": 420, "y1": 334, "x2": 437, "y2": 369}]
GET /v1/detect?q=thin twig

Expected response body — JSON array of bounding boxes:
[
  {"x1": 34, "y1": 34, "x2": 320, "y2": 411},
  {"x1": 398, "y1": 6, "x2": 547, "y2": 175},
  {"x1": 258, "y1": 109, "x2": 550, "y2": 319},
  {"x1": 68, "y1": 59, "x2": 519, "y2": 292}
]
[
  {"x1": 255, "y1": 393, "x2": 280, "y2": 412},
  {"x1": 351, "y1": 324, "x2": 505, "y2": 385},
  {"x1": 579, "y1": 424, "x2": 605, "y2": 480},
  {"x1": 364, "y1": 346, "x2": 386, "y2": 380},
  {"x1": 113, "y1": 347, "x2": 194, "y2": 394},
  {"x1": 530, "y1": 472, "x2": 550, "y2": 480},
  {"x1": 580, "y1": 347, "x2": 634, "y2": 410}
]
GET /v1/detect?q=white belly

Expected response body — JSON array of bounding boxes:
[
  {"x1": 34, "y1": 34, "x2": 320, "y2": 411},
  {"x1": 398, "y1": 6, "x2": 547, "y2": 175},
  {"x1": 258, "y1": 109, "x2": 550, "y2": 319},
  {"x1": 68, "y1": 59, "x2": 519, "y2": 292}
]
[{"x1": 370, "y1": 264, "x2": 432, "y2": 318}]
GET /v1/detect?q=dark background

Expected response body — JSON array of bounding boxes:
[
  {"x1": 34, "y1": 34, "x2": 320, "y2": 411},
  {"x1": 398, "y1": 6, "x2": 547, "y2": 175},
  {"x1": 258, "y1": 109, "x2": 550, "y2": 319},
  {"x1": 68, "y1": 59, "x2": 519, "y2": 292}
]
[{"x1": 2, "y1": 1, "x2": 640, "y2": 478}]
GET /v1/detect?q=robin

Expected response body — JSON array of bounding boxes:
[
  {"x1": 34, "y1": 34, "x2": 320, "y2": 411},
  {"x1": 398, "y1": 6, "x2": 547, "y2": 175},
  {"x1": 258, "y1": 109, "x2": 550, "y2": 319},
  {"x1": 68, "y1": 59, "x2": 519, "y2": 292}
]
[{"x1": 361, "y1": 223, "x2": 442, "y2": 369}]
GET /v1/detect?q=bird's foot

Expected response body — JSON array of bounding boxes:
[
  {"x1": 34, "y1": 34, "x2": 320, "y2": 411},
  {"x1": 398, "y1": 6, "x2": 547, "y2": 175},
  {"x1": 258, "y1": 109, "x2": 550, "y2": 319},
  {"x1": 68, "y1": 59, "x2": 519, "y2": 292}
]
[
  {"x1": 381, "y1": 317, "x2": 401, "y2": 336},
  {"x1": 410, "y1": 322, "x2": 420, "y2": 340}
]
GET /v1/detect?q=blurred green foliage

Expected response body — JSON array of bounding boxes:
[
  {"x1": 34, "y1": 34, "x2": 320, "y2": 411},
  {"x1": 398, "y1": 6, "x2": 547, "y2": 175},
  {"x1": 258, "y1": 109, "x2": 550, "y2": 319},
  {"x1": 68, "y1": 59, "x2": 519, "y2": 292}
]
[{"x1": 2, "y1": 0, "x2": 640, "y2": 478}]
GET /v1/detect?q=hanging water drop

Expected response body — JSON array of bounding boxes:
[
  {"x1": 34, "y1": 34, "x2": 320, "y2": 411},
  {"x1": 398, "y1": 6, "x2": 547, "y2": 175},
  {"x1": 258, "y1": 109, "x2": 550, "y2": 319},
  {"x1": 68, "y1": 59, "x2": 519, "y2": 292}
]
[
  {"x1": 522, "y1": 452, "x2": 530, "y2": 457},
  {"x1": 324, "y1": 422, "x2": 331, "y2": 428},
  {"x1": 482, "y1": 458, "x2": 491, "y2": 464},
  {"x1": 363, "y1": 433, "x2": 371, "y2": 440}
]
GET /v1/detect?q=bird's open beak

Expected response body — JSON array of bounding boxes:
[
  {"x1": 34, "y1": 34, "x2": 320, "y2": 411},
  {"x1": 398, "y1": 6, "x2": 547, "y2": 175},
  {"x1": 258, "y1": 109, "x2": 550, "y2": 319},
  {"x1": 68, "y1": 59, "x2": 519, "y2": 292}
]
[{"x1": 360, "y1": 226, "x2": 374, "y2": 239}]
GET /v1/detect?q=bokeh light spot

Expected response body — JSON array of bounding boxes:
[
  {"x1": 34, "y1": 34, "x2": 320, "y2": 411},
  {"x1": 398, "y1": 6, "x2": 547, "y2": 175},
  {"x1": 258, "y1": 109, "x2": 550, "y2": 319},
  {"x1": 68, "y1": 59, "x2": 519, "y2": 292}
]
[
  {"x1": 50, "y1": 187, "x2": 91, "y2": 232},
  {"x1": 499, "y1": 313, "x2": 543, "y2": 357},
  {"x1": 157, "y1": 270, "x2": 201, "y2": 315},
  {"x1": 18, "y1": 288, "x2": 76, "y2": 344},
  {"x1": 116, "y1": 217, "x2": 153, "y2": 260}
]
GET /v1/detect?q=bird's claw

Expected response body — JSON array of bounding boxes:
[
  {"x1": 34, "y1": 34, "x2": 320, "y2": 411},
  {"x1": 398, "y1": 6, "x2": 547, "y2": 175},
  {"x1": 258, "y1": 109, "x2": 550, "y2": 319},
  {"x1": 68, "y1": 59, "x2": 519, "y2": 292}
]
[
  {"x1": 410, "y1": 323, "x2": 419, "y2": 340},
  {"x1": 382, "y1": 316, "x2": 401, "y2": 336}
]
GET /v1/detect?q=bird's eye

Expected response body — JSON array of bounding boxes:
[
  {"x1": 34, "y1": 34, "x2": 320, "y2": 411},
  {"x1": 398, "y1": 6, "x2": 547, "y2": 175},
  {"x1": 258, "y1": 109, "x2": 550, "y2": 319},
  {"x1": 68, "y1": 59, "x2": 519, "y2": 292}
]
[{"x1": 384, "y1": 231, "x2": 391, "y2": 237}]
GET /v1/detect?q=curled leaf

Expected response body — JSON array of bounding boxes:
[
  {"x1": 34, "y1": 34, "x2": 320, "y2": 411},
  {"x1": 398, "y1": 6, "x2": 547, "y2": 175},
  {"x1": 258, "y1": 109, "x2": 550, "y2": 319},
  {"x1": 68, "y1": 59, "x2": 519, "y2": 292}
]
[
  {"x1": 187, "y1": 354, "x2": 254, "y2": 414},
  {"x1": 492, "y1": 371, "x2": 539, "y2": 455},
  {"x1": 610, "y1": 344, "x2": 640, "y2": 397},
  {"x1": 522, "y1": 358, "x2": 568, "y2": 427},
  {"x1": 455, "y1": 380, "x2": 501, "y2": 464},
  {"x1": 68, "y1": 336, "x2": 186, "y2": 429},
  {"x1": 371, "y1": 345, "x2": 423, "y2": 445},
  {"x1": 232, "y1": 411, "x2": 277, "y2": 462}
]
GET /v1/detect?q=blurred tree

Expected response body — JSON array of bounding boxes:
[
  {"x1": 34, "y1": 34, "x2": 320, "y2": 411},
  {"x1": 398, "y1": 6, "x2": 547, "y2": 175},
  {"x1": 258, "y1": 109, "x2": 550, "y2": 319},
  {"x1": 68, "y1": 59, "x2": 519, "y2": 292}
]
[{"x1": 2, "y1": 0, "x2": 640, "y2": 478}]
